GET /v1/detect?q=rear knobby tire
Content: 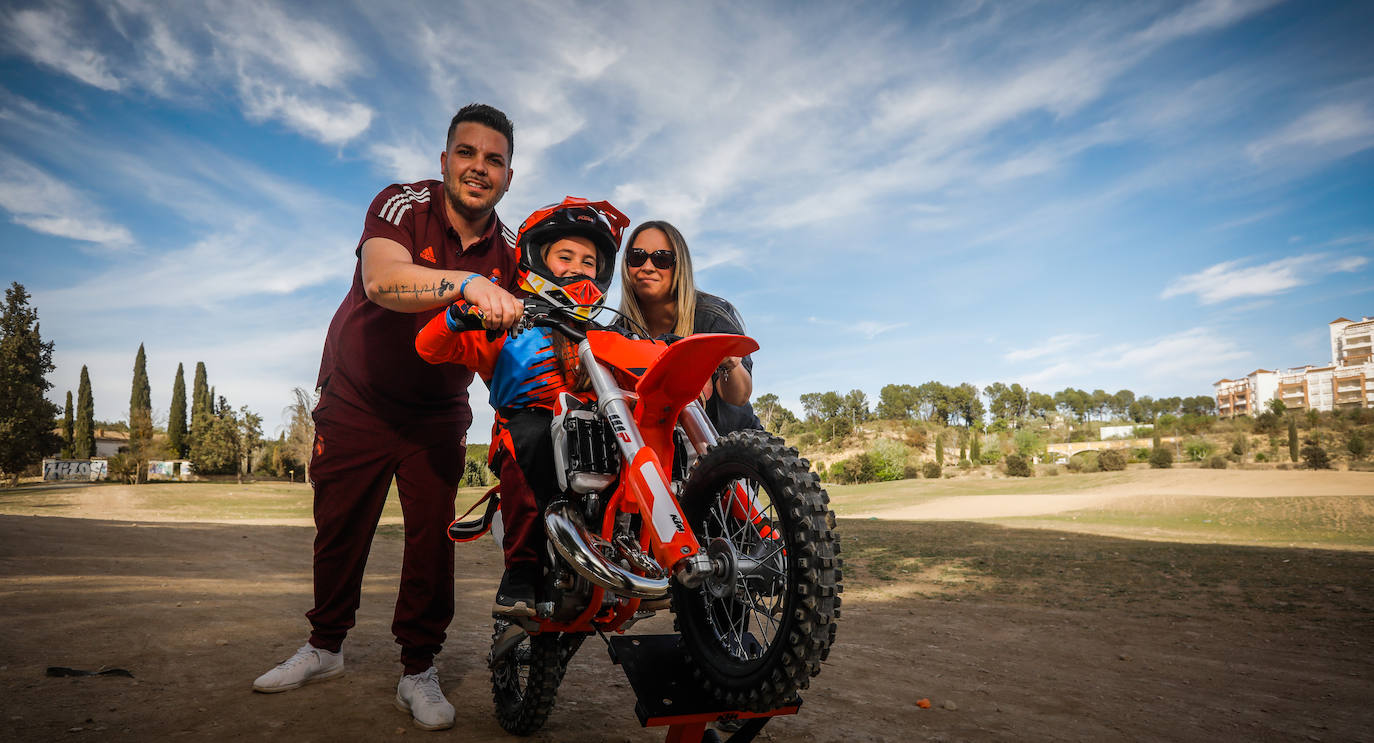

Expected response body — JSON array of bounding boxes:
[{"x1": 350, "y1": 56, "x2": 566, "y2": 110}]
[
  {"x1": 673, "y1": 429, "x2": 842, "y2": 712},
  {"x1": 490, "y1": 625, "x2": 584, "y2": 736}
]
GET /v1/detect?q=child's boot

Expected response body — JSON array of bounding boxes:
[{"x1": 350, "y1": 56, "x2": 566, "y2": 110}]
[{"x1": 493, "y1": 566, "x2": 537, "y2": 618}]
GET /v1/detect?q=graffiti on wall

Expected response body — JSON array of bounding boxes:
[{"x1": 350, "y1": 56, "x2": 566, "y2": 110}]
[
  {"x1": 42, "y1": 459, "x2": 109, "y2": 481},
  {"x1": 147, "y1": 460, "x2": 195, "y2": 481}
]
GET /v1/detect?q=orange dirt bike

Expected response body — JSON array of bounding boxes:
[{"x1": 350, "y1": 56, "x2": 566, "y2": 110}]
[{"x1": 446, "y1": 297, "x2": 842, "y2": 736}]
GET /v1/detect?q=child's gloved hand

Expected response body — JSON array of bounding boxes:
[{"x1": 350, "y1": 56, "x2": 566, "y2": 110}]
[{"x1": 446, "y1": 300, "x2": 490, "y2": 332}]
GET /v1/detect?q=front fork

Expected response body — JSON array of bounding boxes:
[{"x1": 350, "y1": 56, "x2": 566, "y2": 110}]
[{"x1": 578, "y1": 342, "x2": 706, "y2": 586}]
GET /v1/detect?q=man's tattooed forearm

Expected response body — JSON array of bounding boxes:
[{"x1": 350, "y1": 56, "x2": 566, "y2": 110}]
[{"x1": 379, "y1": 279, "x2": 457, "y2": 301}]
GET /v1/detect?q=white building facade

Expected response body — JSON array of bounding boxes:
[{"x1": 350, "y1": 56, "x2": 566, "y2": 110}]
[{"x1": 1214, "y1": 316, "x2": 1374, "y2": 417}]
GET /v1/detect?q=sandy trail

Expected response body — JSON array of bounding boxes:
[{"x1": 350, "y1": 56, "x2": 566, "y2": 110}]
[{"x1": 851, "y1": 469, "x2": 1374, "y2": 520}]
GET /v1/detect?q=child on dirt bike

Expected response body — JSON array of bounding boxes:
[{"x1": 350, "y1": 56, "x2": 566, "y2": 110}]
[{"x1": 415, "y1": 197, "x2": 630, "y2": 617}]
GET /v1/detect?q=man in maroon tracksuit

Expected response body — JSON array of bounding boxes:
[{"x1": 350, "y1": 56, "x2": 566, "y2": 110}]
[{"x1": 252, "y1": 103, "x2": 525, "y2": 731}]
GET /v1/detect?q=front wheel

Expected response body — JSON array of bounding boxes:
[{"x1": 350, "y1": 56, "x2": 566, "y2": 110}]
[
  {"x1": 490, "y1": 624, "x2": 584, "y2": 735},
  {"x1": 672, "y1": 430, "x2": 842, "y2": 712}
]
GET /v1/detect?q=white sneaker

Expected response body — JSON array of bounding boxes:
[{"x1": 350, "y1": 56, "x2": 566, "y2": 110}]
[
  {"x1": 394, "y1": 667, "x2": 455, "y2": 730},
  {"x1": 252, "y1": 643, "x2": 344, "y2": 693}
]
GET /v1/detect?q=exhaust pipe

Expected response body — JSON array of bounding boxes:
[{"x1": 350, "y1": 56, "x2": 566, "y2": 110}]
[{"x1": 544, "y1": 501, "x2": 669, "y2": 600}]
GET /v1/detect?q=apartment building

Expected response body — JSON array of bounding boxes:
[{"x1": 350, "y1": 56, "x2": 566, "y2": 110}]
[{"x1": 1214, "y1": 316, "x2": 1374, "y2": 417}]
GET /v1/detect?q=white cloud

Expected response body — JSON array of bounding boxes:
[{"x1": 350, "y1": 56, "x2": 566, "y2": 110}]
[
  {"x1": 1133, "y1": 0, "x2": 1281, "y2": 45},
  {"x1": 0, "y1": 154, "x2": 134, "y2": 247},
  {"x1": 207, "y1": 1, "x2": 361, "y2": 88},
  {"x1": 807, "y1": 316, "x2": 907, "y2": 340},
  {"x1": 238, "y1": 81, "x2": 373, "y2": 144},
  {"x1": 39, "y1": 217, "x2": 353, "y2": 313},
  {"x1": 370, "y1": 142, "x2": 435, "y2": 183},
  {"x1": 5, "y1": 5, "x2": 122, "y2": 90},
  {"x1": 1019, "y1": 328, "x2": 1250, "y2": 390},
  {"x1": 1162, "y1": 253, "x2": 1371, "y2": 304},
  {"x1": 693, "y1": 245, "x2": 747, "y2": 273},
  {"x1": 1247, "y1": 102, "x2": 1374, "y2": 162},
  {"x1": 1005, "y1": 333, "x2": 1095, "y2": 362}
]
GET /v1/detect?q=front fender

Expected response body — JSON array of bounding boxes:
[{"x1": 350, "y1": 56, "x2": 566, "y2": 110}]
[{"x1": 635, "y1": 333, "x2": 759, "y2": 430}]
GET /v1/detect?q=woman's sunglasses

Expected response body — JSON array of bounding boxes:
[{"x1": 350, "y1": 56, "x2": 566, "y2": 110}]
[{"x1": 626, "y1": 247, "x2": 676, "y2": 269}]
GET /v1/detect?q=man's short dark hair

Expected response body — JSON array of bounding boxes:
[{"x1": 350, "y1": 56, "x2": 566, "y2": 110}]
[{"x1": 447, "y1": 103, "x2": 514, "y2": 158}]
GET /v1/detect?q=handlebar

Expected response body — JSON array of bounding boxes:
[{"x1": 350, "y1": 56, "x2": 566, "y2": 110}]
[{"x1": 447, "y1": 297, "x2": 606, "y2": 343}]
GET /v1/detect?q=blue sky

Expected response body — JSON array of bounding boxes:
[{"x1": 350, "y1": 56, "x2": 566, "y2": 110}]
[{"x1": 2, "y1": 0, "x2": 1371, "y2": 441}]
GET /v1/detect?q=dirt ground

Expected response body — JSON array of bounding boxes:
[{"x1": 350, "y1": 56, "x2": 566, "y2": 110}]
[{"x1": 2, "y1": 477, "x2": 1373, "y2": 742}]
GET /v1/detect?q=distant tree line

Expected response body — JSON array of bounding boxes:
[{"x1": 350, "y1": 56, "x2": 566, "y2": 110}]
[
  {"x1": 757, "y1": 381, "x2": 1218, "y2": 444},
  {"x1": 0, "y1": 282, "x2": 314, "y2": 484}
]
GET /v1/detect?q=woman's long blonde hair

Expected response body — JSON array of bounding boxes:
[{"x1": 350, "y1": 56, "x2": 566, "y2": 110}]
[{"x1": 617, "y1": 221, "x2": 697, "y2": 337}]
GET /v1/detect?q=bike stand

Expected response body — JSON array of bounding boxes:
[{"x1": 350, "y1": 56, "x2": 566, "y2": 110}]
[{"x1": 606, "y1": 634, "x2": 801, "y2": 743}]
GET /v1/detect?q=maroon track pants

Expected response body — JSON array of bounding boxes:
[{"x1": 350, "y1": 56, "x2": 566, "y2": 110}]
[{"x1": 305, "y1": 408, "x2": 464, "y2": 675}]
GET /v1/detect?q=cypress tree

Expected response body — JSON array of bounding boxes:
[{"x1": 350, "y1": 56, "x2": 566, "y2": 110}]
[
  {"x1": 168, "y1": 363, "x2": 187, "y2": 458},
  {"x1": 189, "y1": 361, "x2": 209, "y2": 461},
  {"x1": 935, "y1": 432, "x2": 945, "y2": 466},
  {"x1": 970, "y1": 432, "x2": 981, "y2": 463},
  {"x1": 75, "y1": 365, "x2": 95, "y2": 458},
  {"x1": 192, "y1": 362, "x2": 209, "y2": 421},
  {"x1": 1288, "y1": 417, "x2": 1299, "y2": 463},
  {"x1": 61, "y1": 391, "x2": 74, "y2": 458},
  {"x1": 129, "y1": 344, "x2": 153, "y2": 483}
]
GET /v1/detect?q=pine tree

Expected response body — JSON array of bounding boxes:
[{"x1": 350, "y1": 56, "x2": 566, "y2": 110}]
[
  {"x1": 128, "y1": 344, "x2": 154, "y2": 483},
  {"x1": 75, "y1": 365, "x2": 95, "y2": 458},
  {"x1": 1288, "y1": 417, "x2": 1299, "y2": 463},
  {"x1": 0, "y1": 282, "x2": 61, "y2": 485},
  {"x1": 168, "y1": 363, "x2": 187, "y2": 458},
  {"x1": 61, "y1": 391, "x2": 75, "y2": 458}
]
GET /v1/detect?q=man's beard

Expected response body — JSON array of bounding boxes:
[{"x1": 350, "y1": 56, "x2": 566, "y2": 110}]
[{"x1": 445, "y1": 178, "x2": 497, "y2": 222}]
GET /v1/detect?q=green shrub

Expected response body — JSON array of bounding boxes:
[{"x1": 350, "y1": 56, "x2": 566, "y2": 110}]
[
  {"x1": 979, "y1": 448, "x2": 1003, "y2": 465},
  {"x1": 1068, "y1": 452, "x2": 1099, "y2": 473},
  {"x1": 1099, "y1": 449, "x2": 1126, "y2": 471},
  {"x1": 1184, "y1": 438, "x2": 1214, "y2": 462},
  {"x1": 1131, "y1": 447, "x2": 1151, "y2": 462},
  {"x1": 105, "y1": 452, "x2": 137, "y2": 484},
  {"x1": 1231, "y1": 435, "x2": 1248, "y2": 457},
  {"x1": 1013, "y1": 429, "x2": 1044, "y2": 460},
  {"x1": 921, "y1": 461, "x2": 942, "y2": 479},
  {"x1": 798, "y1": 432, "x2": 818, "y2": 449},
  {"x1": 833, "y1": 453, "x2": 879, "y2": 484},
  {"x1": 867, "y1": 439, "x2": 910, "y2": 482},
  {"x1": 1004, "y1": 454, "x2": 1032, "y2": 477},
  {"x1": 1349, "y1": 434, "x2": 1367, "y2": 460},
  {"x1": 1207, "y1": 455, "x2": 1227, "y2": 469},
  {"x1": 1301, "y1": 439, "x2": 1331, "y2": 470},
  {"x1": 1149, "y1": 448, "x2": 1173, "y2": 468},
  {"x1": 958, "y1": 458, "x2": 972, "y2": 470},
  {"x1": 1254, "y1": 451, "x2": 1268, "y2": 462}
]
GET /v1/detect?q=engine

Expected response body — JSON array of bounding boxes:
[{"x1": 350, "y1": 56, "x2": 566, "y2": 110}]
[{"x1": 551, "y1": 394, "x2": 620, "y2": 495}]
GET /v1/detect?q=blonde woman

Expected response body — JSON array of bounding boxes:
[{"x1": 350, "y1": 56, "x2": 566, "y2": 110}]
[{"x1": 616, "y1": 221, "x2": 762, "y2": 434}]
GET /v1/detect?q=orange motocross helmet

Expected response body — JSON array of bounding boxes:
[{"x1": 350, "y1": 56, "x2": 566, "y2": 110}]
[{"x1": 515, "y1": 197, "x2": 630, "y2": 321}]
